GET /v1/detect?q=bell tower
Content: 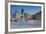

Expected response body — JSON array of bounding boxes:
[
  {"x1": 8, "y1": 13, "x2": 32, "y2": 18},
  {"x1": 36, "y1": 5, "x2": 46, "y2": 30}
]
[{"x1": 21, "y1": 8, "x2": 24, "y2": 19}]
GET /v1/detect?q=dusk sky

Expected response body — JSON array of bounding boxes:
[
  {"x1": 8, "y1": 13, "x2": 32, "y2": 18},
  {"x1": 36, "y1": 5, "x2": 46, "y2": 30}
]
[{"x1": 10, "y1": 5, "x2": 41, "y2": 16}]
